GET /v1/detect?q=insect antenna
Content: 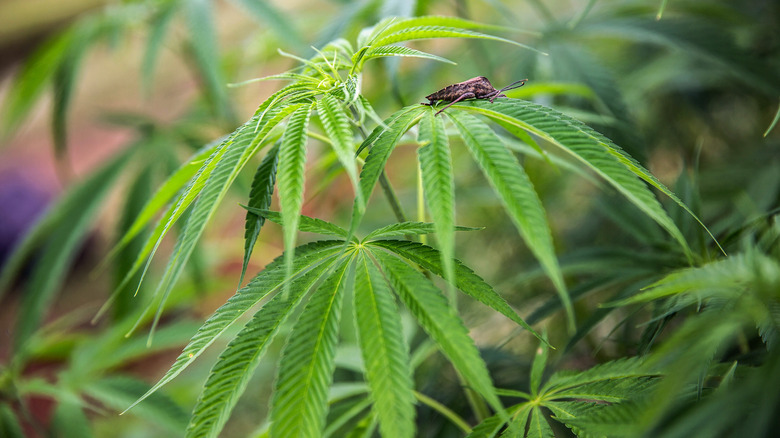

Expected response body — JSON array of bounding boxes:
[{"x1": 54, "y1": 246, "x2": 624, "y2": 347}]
[{"x1": 495, "y1": 79, "x2": 528, "y2": 95}]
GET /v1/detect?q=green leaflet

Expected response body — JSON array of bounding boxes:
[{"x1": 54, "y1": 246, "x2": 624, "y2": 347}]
[
  {"x1": 141, "y1": 1, "x2": 177, "y2": 92},
  {"x1": 123, "y1": 240, "x2": 344, "y2": 413},
  {"x1": 350, "y1": 106, "x2": 425, "y2": 233},
  {"x1": 108, "y1": 139, "x2": 221, "y2": 262},
  {"x1": 270, "y1": 257, "x2": 351, "y2": 438},
  {"x1": 1, "y1": 29, "x2": 74, "y2": 135},
  {"x1": 354, "y1": 253, "x2": 415, "y2": 438},
  {"x1": 418, "y1": 111, "x2": 456, "y2": 289},
  {"x1": 241, "y1": 143, "x2": 280, "y2": 286},
  {"x1": 241, "y1": 207, "x2": 349, "y2": 239},
  {"x1": 459, "y1": 99, "x2": 710, "y2": 259},
  {"x1": 447, "y1": 110, "x2": 573, "y2": 333},
  {"x1": 6, "y1": 147, "x2": 135, "y2": 349},
  {"x1": 368, "y1": 240, "x2": 546, "y2": 345},
  {"x1": 185, "y1": 254, "x2": 344, "y2": 438},
  {"x1": 371, "y1": 249, "x2": 504, "y2": 415},
  {"x1": 183, "y1": 0, "x2": 231, "y2": 119},
  {"x1": 84, "y1": 376, "x2": 188, "y2": 434},
  {"x1": 278, "y1": 103, "x2": 315, "y2": 284},
  {"x1": 363, "y1": 221, "x2": 482, "y2": 240},
  {"x1": 138, "y1": 106, "x2": 299, "y2": 341},
  {"x1": 360, "y1": 45, "x2": 455, "y2": 65},
  {"x1": 318, "y1": 93, "x2": 363, "y2": 211}
]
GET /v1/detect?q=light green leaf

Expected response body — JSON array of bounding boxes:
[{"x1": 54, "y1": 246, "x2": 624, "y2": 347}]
[
  {"x1": 368, "y1": 240, "x2": 546, "y2": 344},
  {"x1": 241, "y1": 144, "x2": 280, "y2": 286},
  {"x1": 530, "y1": 338, "x2": 549, "y2": 397},
  {"x1": 185, "y1": 254, "x2": 342, "y2": 438},
  {"x1": 351, "y1": 106, "x2": 425, "y2": 232},
  {"x1": 241, "y1": 207, "x2": 348, "y2": 239},
  {"x1": 229, "y1": 0, "x2": 306, "y2": 51},
  {"x1": 269, "y1": 257, "x2": 350, "y2": 438},
  {"x1": 354, "y1": 253, "x2": 415, "y2": 438},
  {"x1": 460, "y1": 99, "x2": 712, "y2": 258},
  {"x1": 371, "y1": 250, "x2": 504, "y2": 415},
  {"x1": 447, "y1": 110, "x2": 573, "y2": 332},
  {"x1": 278, "y1": 103, "x2": 315, "y2": 280},
  {"x1": 85, "y1": 376, "x2": 188, "y2": 434},
  {"x1": 183, "y1": 0, "x2": 231, "y2": 118},
  {"x1": 123, "y1": 240, "x2": 343, "y2": 413},
  {"x1": 362, "y1": 45, "x2": 455, "y2": 65},
  {"x1": 139, "y1": 106, "x2": 299, "y2": 341},
  {"x1": 318, "y1": 93, "x2": 363, "y2": 210},
  {"x1": 0, "y1": 403, "x2": 24, "y2": 438},
  {"x1": 371, "y1": 26, "x2": 540, "y2": 56},
  {"x1": 363, "y1": 222, "x2": 482, "y2": 241},
  {"x1": 108, "y1": 139, "x2": 221, "y2": 262},
  {"x1": 141, "y1": 1, "x2": 177, "y2": 92},
  {"x1": 418, "y1": 111, "x2": 456, "y2": 287},
  {"x1": 52, "y1": 22, "x2": 96, "y2": 156},
  {"x1": 9, "y1": 147, "x2": 134, "y2": 349},
  {"x1": 526, "y1": 407, "x2": 554, "y2": 438},
  {"x1": 1, "y1": 30, "x2": 73, "y2": 136}
]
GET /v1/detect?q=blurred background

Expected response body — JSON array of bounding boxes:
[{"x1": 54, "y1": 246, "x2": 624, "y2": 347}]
[{"x1": 0, "y1": 0, "x2": 778, "y2": 436}]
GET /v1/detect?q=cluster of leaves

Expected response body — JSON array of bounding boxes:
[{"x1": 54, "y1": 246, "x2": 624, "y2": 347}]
[{"x1": 1, "y1": 0, "x2": 779, "y2": 437}]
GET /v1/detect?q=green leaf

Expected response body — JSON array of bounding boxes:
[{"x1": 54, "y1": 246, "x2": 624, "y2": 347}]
[
  {"x1": 371, "y1": 249, "x2": 504, "y2": 414},
  {"x1": 447, "y1": 110, "x2": 573, "y2": 332},
  {"x1": 229, "y1": 0, "x2": 306, "y2": 51},
  {"x1": 526, "y1": 407, "x2": 554, "y2": 438},
  {"x1": 1, "y1": 30, "x2": 73, "y2": 136},
  {"x1": 185, "y1": 255, "x2": 342, "y2": 438},
  {"x1": 460, "y1": 99, "x2": 711, "y2": 258},
  {"x1": 318, "y1": 93, "x2": 363, "y2": 210},
  {"x1": 530, "y1": 338, "x2": 549, "y2": 397},
  {"x1": 605, "y1": 253, "x2": 768, "y2": 307},
  {"x1": 351, "y1": 106, "x2": 425, "y2": 232},
  {"x1": 363, "y1": 222, "x2": 482, "y2": 241},
  {"x1": 583, "y1": 17, "x2": 780, "y2": 97},
  {"x1": 141, "y1": 1, "x2": 178, "y2": 92},
  {"x1": 183, "y1": 0, "x2": 232, "y2": 119},
  {"x1": 51, "y1": 399, "x2": 93, "y2": 438},
  {"x1": 361, "y1": 45, "x2": 455, "y2": 65},
  {"x1": 418, "y1": 111, "x2": 456, "y2": 288},
  {"x1": 354, "y1": 253, "x2": 415, "y2": 438},
  {"x1": 241, "y1": 144, "x2": 280, "y2": 286},
  {"x1": 7, "y1": 147, "x2": 134, "y2": 349},
  {"x1": 241, "y1": 207, "x2": 348, "y2": 239},
  {"x1": 120, "y1": 106, "x2": 296, "y2": 302},
  {"x1": 0, "y1": 403, "x2": 24, "y2": 438},
  {"x1": 143, "y1": 121, "x2": 290, "y2": 340},
  {"x1": 108, "y1": 139, "x2": 220, "y2": 262},
  {"x1": 52, "y1": 22, "x2": 96, "y2": 156},
  {"x1": 371, "y1": 26, "x2": 540, "y2": 56},
  {"x1": 368, "y1": 240, "x2": 546, "y2": 344},
  {"x1": 278, "y1": 103, "x2": 315, "y2": 279},
  {"x1": 270, "y1": 257, "x2": 350, "y2": 438},
  {"x1": 123, "y1": 240, "x2": 343, "y2": 413},
  {"x1": 85, "y1": 376, "x2": 188, "y2": 433},
  {"x1": 542, "y1": 358, "x2": 654, "y2": 396}
]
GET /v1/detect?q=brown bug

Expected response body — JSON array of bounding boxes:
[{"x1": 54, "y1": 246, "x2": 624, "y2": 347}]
[{"x1": 421, "y1": 76, "x2": 528, "y2": 115}]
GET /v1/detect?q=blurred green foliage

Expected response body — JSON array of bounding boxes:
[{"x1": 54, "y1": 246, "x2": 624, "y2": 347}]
[{"x1": 0, "y1": 0, "x2": 778, "y2": 437}]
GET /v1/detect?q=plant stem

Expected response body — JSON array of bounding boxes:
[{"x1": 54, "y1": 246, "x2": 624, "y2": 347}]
[
  {"x1": 351, "y1": 104, "x2": 408, "y2": 223},
  {"x1": 378, "y1": 171, "x2": 407, "y2": 223},
  {"x1": 414, "y1": 391, "x2": 472, "y2": 433}
]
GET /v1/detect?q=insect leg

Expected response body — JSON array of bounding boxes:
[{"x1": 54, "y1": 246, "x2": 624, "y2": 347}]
[{"x1": 435, "y1": 92, "x2": 475, "y2": 115}]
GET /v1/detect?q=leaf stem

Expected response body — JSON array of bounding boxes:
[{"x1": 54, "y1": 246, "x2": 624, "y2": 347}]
[
  {"x1": 378, "y1": 171, "x2": 407, "y2": 223},
  {"x1": 414, "y1": 391, "x2": 472, "y2": 433}
]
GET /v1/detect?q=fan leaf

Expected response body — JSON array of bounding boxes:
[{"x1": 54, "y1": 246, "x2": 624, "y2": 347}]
[
  {"x1": 353, "y1": 253, "x2": 415, "y2": 438},
  {"x1": 269, "y1": 257, "x2": 350, "y2": 438}
]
